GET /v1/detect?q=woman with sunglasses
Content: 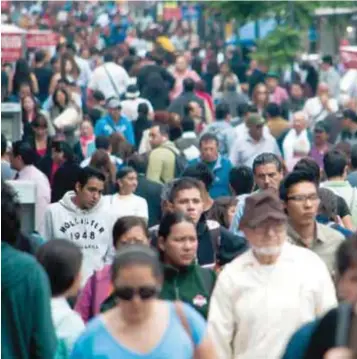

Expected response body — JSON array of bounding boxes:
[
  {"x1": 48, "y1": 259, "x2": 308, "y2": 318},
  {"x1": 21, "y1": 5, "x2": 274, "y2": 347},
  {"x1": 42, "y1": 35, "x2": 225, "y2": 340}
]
[
  {"x1": 71, "y1": 244, "x2": 216, "y2": 359},
  {"x1": 75, "y1": 216, "x2": 150, "y2": 323}
]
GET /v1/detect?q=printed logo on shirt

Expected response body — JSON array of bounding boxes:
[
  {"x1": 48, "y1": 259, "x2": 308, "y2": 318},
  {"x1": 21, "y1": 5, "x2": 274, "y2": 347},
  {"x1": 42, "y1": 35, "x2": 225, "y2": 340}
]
[
  {"x1": 192, "y1": 294, "x2": 207, "y2": 307},
  {"x1": 59, "y1": 218, "x2": 106, "y2": 250}
]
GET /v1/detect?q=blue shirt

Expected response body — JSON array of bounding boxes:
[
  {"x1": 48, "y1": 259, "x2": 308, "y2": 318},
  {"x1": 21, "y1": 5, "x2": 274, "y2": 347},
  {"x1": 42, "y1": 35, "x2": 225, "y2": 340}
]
[
  {"x1": 190, "y1": 156, "x2": 232, "y2": 199},
  {"x1": 94, "y1": 114, "x2": 135, "y2": 146},
  {"x1": 71, "y1": 301, "x2": 206, "y2": 359}
]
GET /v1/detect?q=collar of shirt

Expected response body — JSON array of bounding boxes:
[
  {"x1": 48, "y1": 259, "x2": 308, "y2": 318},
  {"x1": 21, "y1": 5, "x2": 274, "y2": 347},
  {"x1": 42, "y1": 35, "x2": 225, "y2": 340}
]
[
  {"x1": 199, "y1": 155, "x2": 222, "y2": 172},
  {"x1": 182, "y1": 131, "x2": 197, "y2": 139},
  {"x1": 287, "y1": 222, "x2": 327, "y2": 248},
  {"x1": 18, "y1": 165, "x2": 36, "y2": 178}
]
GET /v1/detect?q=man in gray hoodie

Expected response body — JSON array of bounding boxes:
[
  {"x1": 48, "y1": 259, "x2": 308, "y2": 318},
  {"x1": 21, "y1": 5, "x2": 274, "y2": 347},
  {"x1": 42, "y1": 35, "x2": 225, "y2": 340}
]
[{"x1": 44, "y1": 167, "x2": 115, "y2": 286}]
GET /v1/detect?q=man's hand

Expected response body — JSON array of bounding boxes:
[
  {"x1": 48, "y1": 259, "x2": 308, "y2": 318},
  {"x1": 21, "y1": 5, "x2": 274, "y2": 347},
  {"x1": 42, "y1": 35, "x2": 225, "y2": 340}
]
[{"x1": 324, "y1": 348, "x2": 353, "y2": 359}]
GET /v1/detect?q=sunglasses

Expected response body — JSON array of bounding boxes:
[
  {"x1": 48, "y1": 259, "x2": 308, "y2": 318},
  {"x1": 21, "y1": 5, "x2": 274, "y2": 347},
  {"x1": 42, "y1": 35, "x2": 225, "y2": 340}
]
[
  {"x1": 113, "y1": 285, "x2": 159, "y2": 301},
  {"x1": 33, "y1": 123, "x2": 47, "y2": 129}
]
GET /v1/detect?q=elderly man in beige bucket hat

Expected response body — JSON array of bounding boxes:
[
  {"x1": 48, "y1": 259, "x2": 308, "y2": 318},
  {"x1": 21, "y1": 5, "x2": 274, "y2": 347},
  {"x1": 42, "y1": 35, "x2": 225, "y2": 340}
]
[{"x1": 208, "y1": 190, "x2": 337, "y2": 359}]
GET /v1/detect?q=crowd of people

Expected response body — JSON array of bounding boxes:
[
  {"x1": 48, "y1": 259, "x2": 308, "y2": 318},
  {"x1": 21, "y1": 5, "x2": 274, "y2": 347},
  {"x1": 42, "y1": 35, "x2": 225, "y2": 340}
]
[{"x1": 1, "y1": 2, "x2": 357, "y2": 359}]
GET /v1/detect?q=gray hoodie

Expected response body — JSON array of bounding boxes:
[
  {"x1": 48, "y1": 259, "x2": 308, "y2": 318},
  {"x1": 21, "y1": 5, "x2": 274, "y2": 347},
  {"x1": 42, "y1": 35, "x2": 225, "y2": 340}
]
[{"x1": 44, "y1": 191, "x2": 115, "y2": 286}]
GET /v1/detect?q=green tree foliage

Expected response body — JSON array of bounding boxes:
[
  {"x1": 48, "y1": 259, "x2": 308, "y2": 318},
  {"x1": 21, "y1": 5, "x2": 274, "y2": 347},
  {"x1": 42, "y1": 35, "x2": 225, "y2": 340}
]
[
  {"x1": 250, "y1": 26, "x2": 301, "y2": 70},
  {"x1": 211, "y1": 1, "x2": 354, "y2": 28}
]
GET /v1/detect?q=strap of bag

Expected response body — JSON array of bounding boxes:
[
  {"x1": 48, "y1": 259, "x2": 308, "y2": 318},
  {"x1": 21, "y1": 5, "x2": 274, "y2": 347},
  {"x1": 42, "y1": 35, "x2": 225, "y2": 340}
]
[
  {"x1": 103, "y1": 64, "x2": 121, "y2": 99},
  {"x1": 90, "y1": 272, "x2": 97, "y2": 319},
  {"x1": 349, "y1": 307, "x2": 357, "y2": 355},
  {"x1": 335, "y1": 302, "x2": 353, "y2": 347},
  {"x1": 174, "y1": 301, "x2": 198, "y2": 358}
]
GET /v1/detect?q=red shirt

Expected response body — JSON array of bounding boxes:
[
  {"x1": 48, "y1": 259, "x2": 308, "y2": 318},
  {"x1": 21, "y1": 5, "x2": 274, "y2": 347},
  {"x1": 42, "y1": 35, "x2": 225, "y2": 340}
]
[
  {"x1": 50, "y1": 162, "x2": 60, "y2": 186},
  {"x1": 36, "y1": 148, "x2": 47, "y2": 157}
]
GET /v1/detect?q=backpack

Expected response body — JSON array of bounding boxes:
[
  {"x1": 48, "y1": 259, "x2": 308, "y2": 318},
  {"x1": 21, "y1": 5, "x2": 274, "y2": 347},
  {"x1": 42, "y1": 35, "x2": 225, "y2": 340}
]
[{"x1": 163, "y1": 145, "x2": 188, "y2": 178}]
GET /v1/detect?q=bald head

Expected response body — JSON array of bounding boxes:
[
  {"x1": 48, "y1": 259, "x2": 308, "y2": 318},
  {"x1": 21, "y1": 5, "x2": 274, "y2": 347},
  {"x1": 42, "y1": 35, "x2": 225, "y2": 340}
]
[
  {"x1": 317, "y1": 83, "x2": 329, "y2": 96},
  {"x1": 292, "y1": 111, "x2": 307, "y2": 132}
]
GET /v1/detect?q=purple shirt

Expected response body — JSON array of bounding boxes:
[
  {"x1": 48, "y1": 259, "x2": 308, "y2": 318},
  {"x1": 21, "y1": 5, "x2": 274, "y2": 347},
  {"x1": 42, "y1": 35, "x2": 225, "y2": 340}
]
[{"x1": 309, "y1": 145, "x2": 330, "y2": 169}]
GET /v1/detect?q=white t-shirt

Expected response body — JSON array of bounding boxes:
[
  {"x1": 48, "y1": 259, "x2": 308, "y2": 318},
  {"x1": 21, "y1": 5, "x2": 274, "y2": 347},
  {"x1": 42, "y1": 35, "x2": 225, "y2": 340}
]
[
  {"x1": 121, "y1": 98, "x2": 154, "y2": 121},
  {"x1": 88, "y1": 62, "x2": 130, "y2": 100},
  {"x1": 303, "y1": 97, "x2": 338, "y2": 128},
  {"x1": 105, "y1": 193, "x2": 149, "y2": 222},
  {"x1": 51, "y1": 297, "x2": 85, "y2": 353}
]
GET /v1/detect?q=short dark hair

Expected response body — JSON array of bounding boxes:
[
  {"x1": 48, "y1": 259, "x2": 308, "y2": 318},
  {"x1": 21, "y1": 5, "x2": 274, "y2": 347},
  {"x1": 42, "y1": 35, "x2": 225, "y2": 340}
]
[
  {"x1": 343, "y1": 109, "x2": 357, "y2": 123},
  {"x1": 92, "y1": 90, "x2": 105, "y2": 102},
  {"x1": 36, "y1": 239, "x2": 83, "y2": 296},
  {"x1": 1, "y1": 181, "x2": 21, "y2": 244},
  {"x1": 53, "y1": 139, "x2": 75, "y2": 160},
  {"x1": 293, "y1": 157, "x2": 320, "y2": 184},
  {"x1": 199, "y1": 133, "x2": 219, "y2": 147},
  {"x1": 209, "y1": 196, "x2": 238, "y2": 229},
  {"x1": 322, "y1": 55, "x2": 333, "y2": 66},
  {"x1": 215, "y1": 103, "x2": 230, "y2": 120},
  {"x1": 252, "y1": 153, "x2": 283, "y2": 174},
  {"x1": 103, "y1": 53, "x2": 114, "y2": 62},
  {"x1": 168, "y1": 177, "x2": 202, "y2": 203},
  {"x1": 351, "y1": 144, "x2": 357, "y2": 169},
  {"x1": 237, "y1": 102, "x2": 250, "y2": 118},
  {"x1": 158, "y1": 211, "x2": 194, "y2": 240},
  {"x1": 12, "y1": 141, "x2": 36, "y2": 165},
  {"x1": 279, "y1": 170, "x2": 317, "y2": 202},
  {"x1": 34, "y1": 50, "x2": 46, "y2": 63},
  {"x1": 181, "y1": 162, "x2": 214, "y2": 191},
  {"x1": 181, "y1": 117, "x2": 195, "y2": 132},
  {"x1": 111, "y1": 244, "x2": 162, "y2": 283},
  {"x1": 138, "y1": 103, "x2": 149, "y2": 116},
  {"x1": 323, "y1": 150, "x2": 347, "y2": 179},
  {"x1": 127, "y1": 154, "x2": 147, "y2": 174},
  {"x1": 229, "y1": 166, "x2": 254, "y2": 196},
  {"x1": 1, "y1": 133, "x2": 7, "y2": 157},
  {"x1": 112, "y1": 216, "x2": 149, "y2": 249},
  {"x1": 152, "y1": 122, "x2": 170, "y2": 137},
  {"x1": 116, "y1": 166, "x2": 136, "y2": 180},
  {"x1": 318, "y1": 187, "x2": 338, "y2": 219},
  {"x1": 336, "y1": 234, "x2": 357, "y2": 277},
  {"x1": 265, "y1": 103, "x2": 281, "y2": 118},
  {"x1": 76, "y1": 167, "x2": 106, "y2": 188},
  {"x1": 95, "y1": 136, "x2": 111, "y2": 150},
  {"x1": 183, "y1": 78, "x2": 195, "y2": 92}
]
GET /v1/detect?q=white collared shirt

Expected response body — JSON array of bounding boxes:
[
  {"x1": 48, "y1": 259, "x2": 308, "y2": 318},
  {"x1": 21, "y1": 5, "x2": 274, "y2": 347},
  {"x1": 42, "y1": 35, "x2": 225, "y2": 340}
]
[
  {"x1": 229, "y1": 130, "x2": 281, "y2": 167},
  {"x1": 208, "y1": 242, "x2": 337, "y2": 359}
]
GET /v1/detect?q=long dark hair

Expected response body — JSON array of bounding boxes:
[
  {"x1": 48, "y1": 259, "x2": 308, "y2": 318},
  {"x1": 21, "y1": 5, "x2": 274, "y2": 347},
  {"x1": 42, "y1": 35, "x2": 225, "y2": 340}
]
[{"x1": 13, "y1": 59, "x2": 34, "y2": 95}]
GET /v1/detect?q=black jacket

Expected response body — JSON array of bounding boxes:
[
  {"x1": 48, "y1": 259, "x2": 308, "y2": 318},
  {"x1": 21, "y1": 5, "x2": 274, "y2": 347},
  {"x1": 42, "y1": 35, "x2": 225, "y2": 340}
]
[
  {"x1": 137, "y1": 64, "x2": 175, "y2": 94},
  {"x1": 168, "y1": 92, "x2": 206, "y2": 119},
  {"x1": 51, "y1": 162, "x2": 81, "y2": 203},
  {"x1": 135, "y1": 174, "x2": 162, "y2": 227},
  {"x1": 304, "y1": 305, "x2": 356, "y2": 359}
]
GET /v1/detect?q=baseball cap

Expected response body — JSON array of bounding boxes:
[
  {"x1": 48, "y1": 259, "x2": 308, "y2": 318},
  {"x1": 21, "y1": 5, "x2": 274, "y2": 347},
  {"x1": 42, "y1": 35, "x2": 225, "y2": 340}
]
[
  {"x1": 246, "y1": 114, "x2": 265, "y2": 126},
  {"x1": 106, "y1": 98, "x2": 122, "y2": 109}
]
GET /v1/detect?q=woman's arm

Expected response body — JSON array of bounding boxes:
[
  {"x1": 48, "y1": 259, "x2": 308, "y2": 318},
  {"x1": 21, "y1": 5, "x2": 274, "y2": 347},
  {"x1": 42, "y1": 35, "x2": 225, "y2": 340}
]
[
  {"x1": 30, "y1": 73, "x2": 39, "y2": 94},
  {"x1": 196, "y1": 334, "x2": 218, "y2": 359}
]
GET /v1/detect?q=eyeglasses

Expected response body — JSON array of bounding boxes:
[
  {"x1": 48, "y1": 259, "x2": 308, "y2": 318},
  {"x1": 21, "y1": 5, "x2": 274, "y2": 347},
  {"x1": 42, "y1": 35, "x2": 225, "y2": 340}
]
[
  {"x1": 287, "y1": 193, "x2": 319, "y2": 203},
  {"x1": 113, "y1": 285, "x2": 159, "y2": 301}
]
